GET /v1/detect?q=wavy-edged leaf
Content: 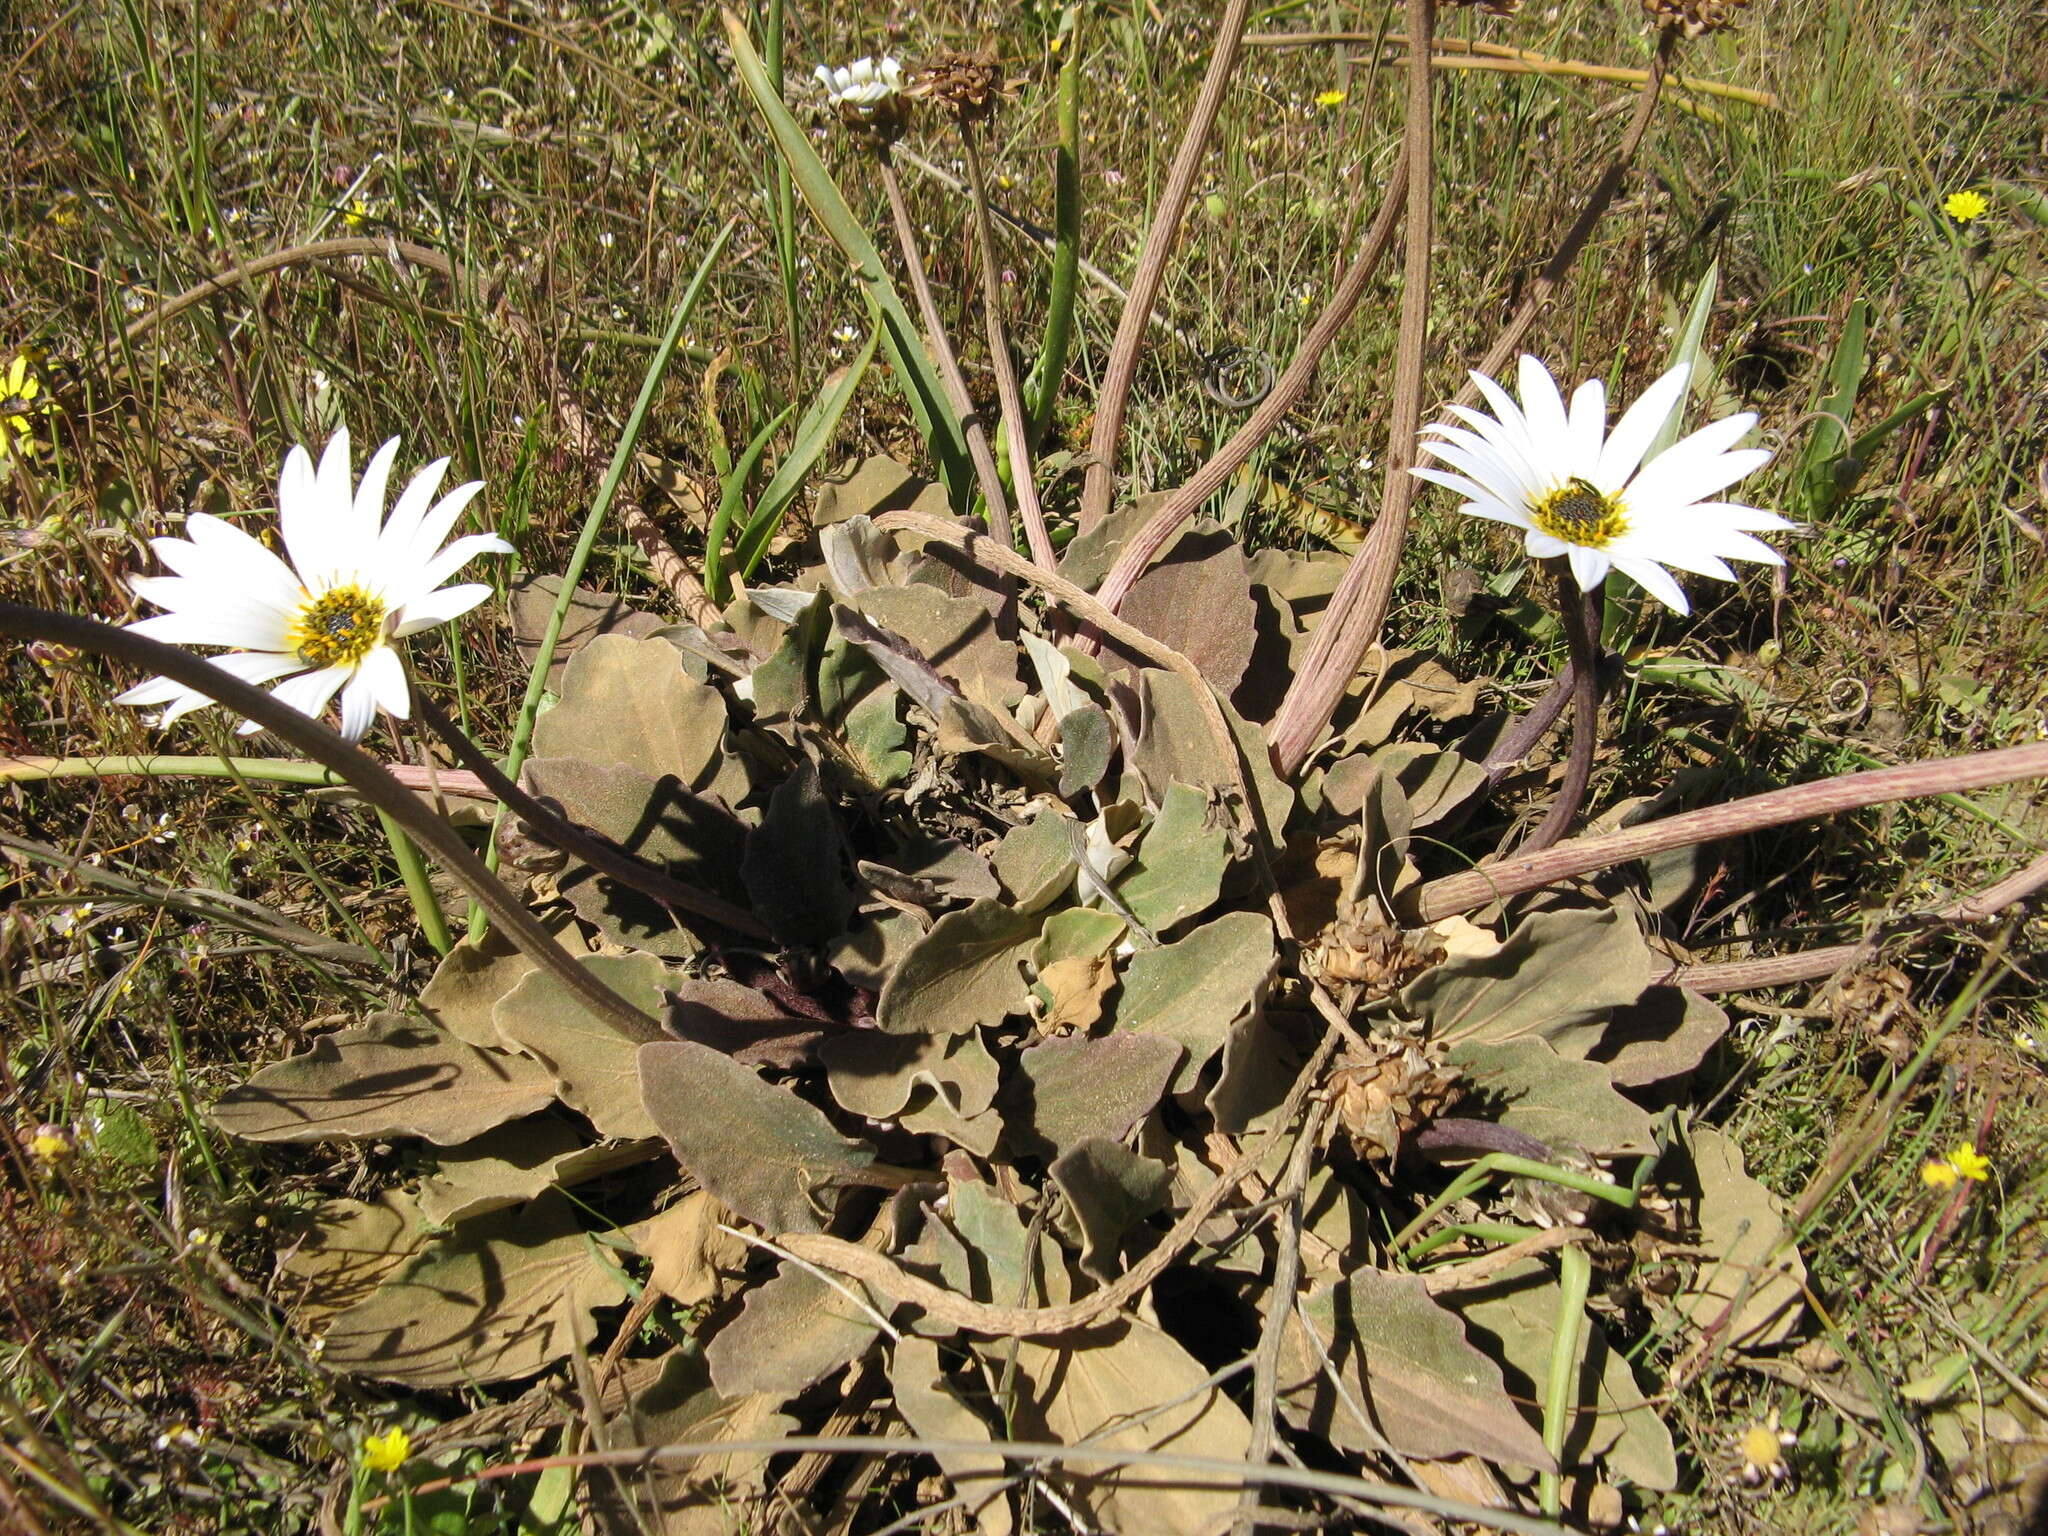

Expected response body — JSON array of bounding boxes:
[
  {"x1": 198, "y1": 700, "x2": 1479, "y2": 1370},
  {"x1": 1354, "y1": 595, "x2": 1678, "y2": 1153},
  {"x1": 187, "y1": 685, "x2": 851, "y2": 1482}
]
[
  {"x1": 213, "y1": 1015, "x2": 555, "y2": 1146},
  {"x1": 639, "y1": 1041, "x2": 874, "y2": 1234},
  {"x1": 876, "y1": 899, "x2": 1039, "y2": 1037}
]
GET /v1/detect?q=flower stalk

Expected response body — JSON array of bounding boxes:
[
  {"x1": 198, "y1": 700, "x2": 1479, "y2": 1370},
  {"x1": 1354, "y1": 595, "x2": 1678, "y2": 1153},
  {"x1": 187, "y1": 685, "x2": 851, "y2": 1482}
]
[
  {"x1": 875, "y1": 146, "x2": 1015, "y2": 548},
  {"x1": 1514, "y1": 569, "x2": 1603, "y2": 855},
  {"x1": 957, "y1": 121, "x2": 1057, "y2": 569}
]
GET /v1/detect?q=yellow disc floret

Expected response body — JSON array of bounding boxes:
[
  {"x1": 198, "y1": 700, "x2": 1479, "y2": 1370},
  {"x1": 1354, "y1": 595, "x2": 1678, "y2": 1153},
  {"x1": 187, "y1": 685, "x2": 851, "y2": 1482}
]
[
  {"x1": 288, "y1": 585, "x2": 386, "y2": 669},
  {"x1": 1532, "y1": 476, "x2": 1629, "y2": 549}
]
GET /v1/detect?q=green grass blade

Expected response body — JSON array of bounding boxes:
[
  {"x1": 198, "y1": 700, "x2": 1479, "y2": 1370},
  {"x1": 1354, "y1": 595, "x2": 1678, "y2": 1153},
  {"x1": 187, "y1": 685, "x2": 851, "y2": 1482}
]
[
  {"x1": 737, "y1": 326, "x2": 880, "y2": 578},
  {"x1": 703, "y1": 401, "x2": 795, "y2": 604},
  {"x1": 1796, "y1": 296, "x2": 1870, "y2": 517},
  {"x1": 1024, "y1": 6, "x2": 1083, "y2": 446},
  {"x1": 719, "y1": 8, "x2": 972, "y2": 510},
  {"x1": 1646, "y1": 258, "x2": 1720, "y2": 462},
  {"x1": 469, "y1": 218, "x2": 736, "y2": 940},
  {"x1": 761, "y1": 0, "x2": 801, "y2": 357}
]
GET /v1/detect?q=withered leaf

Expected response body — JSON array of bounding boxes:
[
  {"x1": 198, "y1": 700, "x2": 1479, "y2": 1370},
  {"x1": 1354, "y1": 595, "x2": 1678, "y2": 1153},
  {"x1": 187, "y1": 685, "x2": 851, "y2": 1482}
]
[
  {"x1": 639, "y1": 1041, "x2": 875, "y2": 1235},
  {"x1": 1281, "y1": 1267, "x2": 1554, "y2": 1468},
  {"x1": 823, "y1": 1027, "x2": 999, "y2": 1122},
  {"x1": 280, "y1": 1191, "x2": 428, "y2": 1329},
  {"x1": 212, "y1": 1015, "x2": 556, "y2": 1146},
  {"x1": 854, "y1": 583, "x2": 1023, "y2": 709},
  {"x1": 875, "y1": 900, "x2": 1040, "y2": 1037},
  {"x1": 1594, "y1": 986, "x2": 1730, "y2": 1087},
  {"x1": 1672, "y1": 1126, "x2": 1806, "y2": 1349},
  {"x1": 1115, "y1": 910, "x2": 1276, "y2": 1094},
  {"x1": 665, "y1": 977, "x2": 823, "y2": 1069},
  {"x1": 1127, "y1": 667, "x2": 1293, "y2": 836},
  {"x1": 417, "y1": 1115, "x2": 633, "y2": 1227},
  {"x1": 1106, "y1": 530, "x2": 1258, "y2": 697},
  {"x1": 1002, "y1": 1321, "x2": 1252, "y2": 1533},
  {"x1": 525, "y1": 757, "x2": 750, "y2": 958},
  {"x1": 1056, "y1": 704, "x2": 1115, "y2": 797},
  {"x1": 418, "y1": 930, "x2": 540, "y2": 1049},
  {"x1": 1049, "y1": 1138, "x2": 1171, "y2": 1280},
  {"x1": 507, "y1": 575, "x2": 667, "y2": 689},
  {"x1": 706, "y1": 1260, "x2": 885, "y2": 1398},
  {"x1": 320, "y1": 1194, "x2": 629, "y2": 1387},
  {"x1": 991, "y1": 811, "x2": 1079, "y2": 913},
  {"x1": 628, "y1": 1189, "x2": 747, "y2": 1311},
  {"x1": 1036, "y1": 954, "x2": 1116, "y2": 1032},
  {"x1": 1402, "y1": 906, "x2": 1653, "y2": 1055},
  {"x1": 1005, "y1": 1033, "x2": 1181, "y2": 1162},
  {"x1": 534, "y1": 633, "x2": 748, "y2": 805},
  {"x1": 493, "y1": 952, "x2": 672, "y2": 1140},
  {"x1": 891, "y1": 1336, "x2": 1015, "y2": 1536}
]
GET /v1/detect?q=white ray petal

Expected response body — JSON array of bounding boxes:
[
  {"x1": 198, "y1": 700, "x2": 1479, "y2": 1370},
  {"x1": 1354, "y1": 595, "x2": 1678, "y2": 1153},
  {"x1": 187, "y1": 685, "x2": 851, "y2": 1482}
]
[
  {"x1": 1595, "y1": 364, "x2": 1691, "y2": 492},
  {"x1": 128, "y1": 608, "x2": 294, "y2": 651},
  {"x1": 1611, "y1": 555, "x2": 1690, "y2": 614},
  {"x1": 391, "y1": 582, "x2": 494, "y2": 636},
  {"x1": 1627, "y1": 444, "x2": 1773, "y2": 511},
  {"x1": 355, "y1": 644, "x2": 411, "y2": 718},
  {"x1": 1566, "y1": 544, "x2": 1612, "y2": 592},
  {"x1": 1517, "y1": 355, "x2": 1571, "y2": 448},
  {"x1": 1566, "y1": 376, "x2": 1607, "y2": 474},
  {"x1": 352, "y1": 437, "x2": 402, "y2": 551}
]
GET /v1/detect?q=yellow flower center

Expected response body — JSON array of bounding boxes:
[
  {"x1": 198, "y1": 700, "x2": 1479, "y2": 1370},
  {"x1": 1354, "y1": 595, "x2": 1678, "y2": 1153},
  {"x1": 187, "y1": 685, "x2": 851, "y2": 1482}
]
[
  {"x1": 288, "y1": 585, "x2": 386, "y2": 669},
  {"x1": 1532, "y1": 477, "x2": 1629, "y2": 549}
]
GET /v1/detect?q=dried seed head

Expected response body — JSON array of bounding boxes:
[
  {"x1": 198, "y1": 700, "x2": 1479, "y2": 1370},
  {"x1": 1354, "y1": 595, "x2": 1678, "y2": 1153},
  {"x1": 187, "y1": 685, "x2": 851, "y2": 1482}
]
[
  {"x1": 1309, "y1": 903, "x2": 1446, "y2": 1000},
  {"x1": 1326, "y1": 1025, "x2": 1464, "y2": 1165},
  {"x1": 911, "y1": 50, "x2": 1009, "y2": 124},
  {"x1": 1640, "y1": 0, "x2": 1751, "y2": 37}
]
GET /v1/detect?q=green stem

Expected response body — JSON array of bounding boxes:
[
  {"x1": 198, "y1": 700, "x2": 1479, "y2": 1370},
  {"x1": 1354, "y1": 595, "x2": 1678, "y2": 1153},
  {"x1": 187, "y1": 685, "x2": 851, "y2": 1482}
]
[
  {"x1": 376, "y1": 806, "x2": 452, "y2": 955},
  {"x1": 1390, "y1": 1153, "x2": 1637, "y2": 1255},
  {"x1": 1538, "y1": 1243, "x2": 1591, "y2": 1515},
  {"x1": 1, "y1": 754, "x2": 350, "y2": 787},
  {"x1": 470, "y1": 220, "x2": 735, "y2": 941}
]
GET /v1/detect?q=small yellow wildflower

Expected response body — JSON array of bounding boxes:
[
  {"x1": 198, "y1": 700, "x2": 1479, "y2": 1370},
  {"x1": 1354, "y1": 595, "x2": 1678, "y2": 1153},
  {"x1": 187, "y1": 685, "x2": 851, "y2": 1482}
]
[
  {"x1": 343, "y1": 197, "x2": 371, "y2": 229},
  {"x1": 1735, "y1": 1413, "x2": 1794, "y2": 1486},
  {"x1": 1314, "y1": 88, "x2": 1347, "y2": 110},
  {"x1": 1921, "y1": 1139, "x2": 1991, "y2": 1188},
  {"x1": 1942, "y1": 189, "x2": 1989, "y2": 224},
  {"x1": 27, "y1": 1123, "x2": 74, "y2": 1162},
  {"x1": 361, "y1": 1425, "x2": 411, "y2": 1473},
  {"x1": 1, "y1": 352, "x2": 54, "y2": 461}
]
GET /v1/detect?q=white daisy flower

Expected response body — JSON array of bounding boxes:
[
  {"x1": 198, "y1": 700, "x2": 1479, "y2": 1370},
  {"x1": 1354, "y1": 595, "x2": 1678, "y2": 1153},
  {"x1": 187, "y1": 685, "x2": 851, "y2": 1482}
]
[
  {"x1": 113, "y1": 429, "x2": 513, "y2": 742},
  {"x1": 1413, "y1": 355, "x2": 1792, "y2": 614},
  {"x1": 814, "y1": 55, "x2": 903, "y2": 117}
]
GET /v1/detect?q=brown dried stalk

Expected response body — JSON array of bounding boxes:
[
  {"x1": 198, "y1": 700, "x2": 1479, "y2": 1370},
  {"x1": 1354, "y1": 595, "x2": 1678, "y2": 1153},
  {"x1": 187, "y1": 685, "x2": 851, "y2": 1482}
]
[
  {"x1": 1077, "y1": 0, "x2": 1255, "y2": 532},
  {"x1": 875, "y1": 148, "x2": 1014, "y2": 547},
  {"x1": 0, "y1": 602, "x2": 660, "y2": 1036},
  {"x1": 120, "y1": 237, "x2": 457, "y2": 345},
  {"x1": 1089, "y1": 156, "x2": 1410, "y2": 619},
  {"x1": 1415, "y1": 739, "x2": 2048, "y2": 922},
  {"x1": 1670, "y1": 846, "x2": 2048, "y2": 994},
  {"x1": 1267, "y1": 0, "x2": 1439, "y2": 779},
  {"x1": 957, "y1": 122, "x2": 1057, "y2": 570},
  {"x1": 1243, "y1": 30, "x2": 1781, "y2": 111}
]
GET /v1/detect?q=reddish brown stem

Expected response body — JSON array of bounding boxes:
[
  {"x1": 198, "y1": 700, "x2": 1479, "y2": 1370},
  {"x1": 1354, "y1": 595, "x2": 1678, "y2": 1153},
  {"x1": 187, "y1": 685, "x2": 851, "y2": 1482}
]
[
  {"x1": 1091, "y1": 157, "x2": 1409, "y2": 618},
  {"x1": 1267, "y1": 0, "x2": 1437, "y2": 778},
  {"x1": 1416, "y1": 740, "x2": 2048, "y2": 922},
  {"x1": 1077, "y1": 0, "x2": 1254, "y2": 531},
  {"x1": 1510, "y1": 574, "x2": 1603, "y2": 855},
  {"x1": 1669, "y1": 846, "x2": 2048, "y2": 994}
]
